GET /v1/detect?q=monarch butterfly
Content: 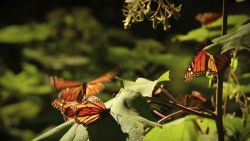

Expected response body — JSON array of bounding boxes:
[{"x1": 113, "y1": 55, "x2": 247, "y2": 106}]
[
  {"x1": 184, "y1": 41, "x2": 230, "y2": 82},
  {"x1": 178, "y1": 91, "x2": 207, "y2": 108},
  {"x1": 52, "y1": 96, "x2": 109, "y2": 126},
  {"x1": 46, "y1": 68, "x2": 118, "y2": 102},
  {"x1": 51, "y1": 99, "x2": 78, "y2": 121},
  {"x1": 195, "y1": 12, "x2": 221, "y2": 25},
  {"x1": 72, "y1": 96, "x2": 109, "y2": 126}
]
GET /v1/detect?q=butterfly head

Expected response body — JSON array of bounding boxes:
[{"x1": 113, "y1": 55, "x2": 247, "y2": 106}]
[{"x1": 100, "y1": 108, "x2": 110, "y2": 118}]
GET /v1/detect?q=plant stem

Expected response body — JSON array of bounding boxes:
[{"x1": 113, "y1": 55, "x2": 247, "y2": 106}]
[
  {"x1": 215, "y1": 0, "x2": 228, "y2": 140},
  {"x1": 221, "y1": 0, "x2": 228, "y2": 35},
  {"x1": 158, "y1": 110, "x2": 184, "y2": 123},
  {"x1": 147, "y1": 97, "x2": 216, "y2": 119},
  {"x1": 215, "y1": 72, "x2": 225, "y2": 141}
]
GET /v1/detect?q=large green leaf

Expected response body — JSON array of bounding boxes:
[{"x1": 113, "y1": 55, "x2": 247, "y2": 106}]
[
  {"x1": 204, "y1": 23, "x2": 250, "y2": 54},
  {"x1": 144, "y1": 115, "x2": 250, "y2": 141}
]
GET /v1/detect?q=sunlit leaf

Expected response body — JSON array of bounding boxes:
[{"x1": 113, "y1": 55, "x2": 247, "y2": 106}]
[
  {"x1": 144, "y1": 115, "x2": 250, "y2": 141},
  {"x1": 118, "y1": 77, "x2": 158, "y2": 97},
  {"x1": 157, "y1": 71, "x2": 170, "y2": 82}
]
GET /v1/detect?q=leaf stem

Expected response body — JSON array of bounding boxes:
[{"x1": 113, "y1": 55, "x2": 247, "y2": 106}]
[
  {"x1": 158, "y1": 110, "x2": 184, "y2": 123},
  {"x1": 147, "y1": 97, "x2": 216, "y2": 119}
]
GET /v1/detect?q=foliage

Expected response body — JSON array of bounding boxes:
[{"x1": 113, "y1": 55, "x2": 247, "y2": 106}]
[
  {"x1": 122, "y1": 0, "x2": 181, "y2": 31},
  {"x1": 0, "y1": 24, "x2": 49, "y2": 43},
  {"x1": 33, "y1": 77, "x2": 162, "y2": 141},
  {"x1": 144, "y1": 115, "x2": 250, "y2": 141},
  {"x1": 204, "y1": 23, "x2": 250, "y2": 54},
  {"x1": 172, "y1": 15, "x2": 249, "y2": 42}
]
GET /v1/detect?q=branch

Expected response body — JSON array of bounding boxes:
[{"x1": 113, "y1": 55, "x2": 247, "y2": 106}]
[
  {"x1": 158, "y1": 110, "x2": 184, "y2": 123},
  {"x1": 147, "y1": 97, "x2": 216, "y2": 120},
  {"x1": 215, "y1": 0, "x2": 228, "y2": 140}
]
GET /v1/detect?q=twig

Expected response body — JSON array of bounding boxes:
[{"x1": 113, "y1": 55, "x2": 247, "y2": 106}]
[
  {"x1": 159, "y1": 87, "x2": 181, "y2": 104},
  {"x1": 152, "y1": 109, "x2": 166, "y2": 118},
  {"x1": 158, "y1": 110, "x2": 184, "y2": 123},
  {"x1": 147, "y1": 97, "x2": 216, "y2": 119}
]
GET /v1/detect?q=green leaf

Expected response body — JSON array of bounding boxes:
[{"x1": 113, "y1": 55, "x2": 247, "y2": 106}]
[
  {"x1": 0, "y1": 24, "x2": 50, "y2": 43},
  {"x1": 173, "y1": 15, "x2": 249, "y2": 42},
  {"x1": 118, "y1": 77, "x2": 158, "y2": 97},
  {"x1": 157, "y1": 71, "x2": 170, "y2": 82},
  {"x1": 206, "y1": 15, "x2": 248, "y2": 28},
  {"x1": 172, "y1": 26, "x2": 220, "y2": 42},
  {"x1": 32, "y1": 120, "x2": 75, "y2": 141},
  {"x1": 230, "y1": 57, "x2": 238, "y2": 71},
  {"x1": 144, "y1": 115, "x2": 250, "y2": 141},
  {"x1": 204, "y1": 23, "x2": 250, "y2": 54}
]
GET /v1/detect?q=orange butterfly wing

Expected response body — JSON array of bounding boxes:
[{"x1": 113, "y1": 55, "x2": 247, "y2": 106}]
[
  {"x1": 51, "y1": 99, "x2": 78, "y2": 121},
  {"x1": 85, "y1": 68, "x2": 118, "y2": 97},
  {"x1": 45, "y1": 75, "x2": 82, "y2": 90},
  {"x1": 89, "y1": 68, "x2": 118, "y2": 84},
  {"x1": 47, "y1": 68, "x2": 118, "y2": 101},
  {"x1": 72, "y1": 96, "x2": 108, "y2": 126},
  {"x1": 207, "y1": 53, "x2": 230, "y2": 75},
  {"x1": 58, "y1": 86, "x2": 84, "y2": 102},
  {"x1": 46, "y1": 75, "x2": 86, "y2": 102},
  {"x1": 178, "y1": 91, "x2": 206, "y2": 108},
  {"x1": 184, "y1": 41, "x2": 230, "y2": 82},
  {"x1": 196, "y1": 12, "x2": 221, "y2": 25},
  {"x1": 185, "y1": 50, "x2": 207, "y2": 82}
]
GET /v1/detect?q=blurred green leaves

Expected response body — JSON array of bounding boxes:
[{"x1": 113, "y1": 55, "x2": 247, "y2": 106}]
[
  {"x1": 173, "y1": 15, "x2": 249, "y2": 42},
  {"x1": 23, "y1": 48, "x2": 89, "y2": 70},
  {"x1": 0, "y1": 63, "x2": 51, "y2": 95},
  {"x1": 0, "y1": 24, "x2": 50, "y2": 43}
]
